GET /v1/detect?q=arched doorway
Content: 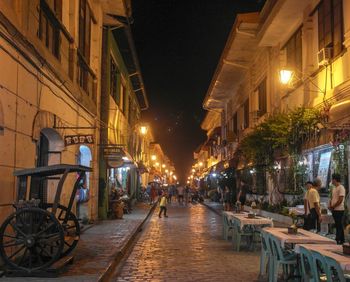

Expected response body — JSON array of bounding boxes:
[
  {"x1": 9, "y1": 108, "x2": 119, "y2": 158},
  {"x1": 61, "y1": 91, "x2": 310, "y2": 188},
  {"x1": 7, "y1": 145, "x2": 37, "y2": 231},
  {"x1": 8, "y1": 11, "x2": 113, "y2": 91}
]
[
  {"x1": 32, "y1": 128, "x2": 64, "y2": 203},
  {"x1": 77, "y1": 145, "x2": 92, "y2": 222}
]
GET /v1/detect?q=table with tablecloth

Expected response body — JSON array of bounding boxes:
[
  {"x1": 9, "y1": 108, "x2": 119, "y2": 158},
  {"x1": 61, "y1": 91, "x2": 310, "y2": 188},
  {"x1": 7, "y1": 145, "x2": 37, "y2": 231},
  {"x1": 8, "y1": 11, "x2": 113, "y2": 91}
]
[
  {"x1": 262, "y1": 227, "x2": 336, "y2": 248},
  {"x1": 295, "y1": 244, "x2": 350, "y2": 271}
]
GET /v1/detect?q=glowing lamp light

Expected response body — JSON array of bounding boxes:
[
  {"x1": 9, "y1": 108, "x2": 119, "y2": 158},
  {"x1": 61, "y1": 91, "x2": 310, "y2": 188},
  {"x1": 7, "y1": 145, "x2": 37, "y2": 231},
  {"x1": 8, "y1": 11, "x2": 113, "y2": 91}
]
[
  {"x1": 173, "y1": 175, "x2": 177, "y2": 180},
  {"x1": 279, "y1": 69, "x2": 293, "y2": 85},
  {"x1": 139, "y1": 126, "x2": 148, "y2": 135},
  {"x1": 165, "y1": 169, "x2": 169, "y2": 173},
  {"x1": 212, "y1": 173, "x2": 217, "y2": 177},
  {"x1": 187, "y1": 180, "x2": 190, "y2": 184},
  {"x1": 155, "y1": 162, "x2": 160, "y2": 167},
  {"x1": 151, "y1": 155, "x2": 157, "y2": 161},
  {"x1": 162, "y1": 164, "x2": 166, "y2": 168},
  {"x1": 170, "y1": 171, "x2": 173, "y2": 175},
  {"x1": 191, "y1": 168, "x2": 195, "y2": 173},
  {"x1": 198, "y1": 162, "x2": 203, "y2": 167}
]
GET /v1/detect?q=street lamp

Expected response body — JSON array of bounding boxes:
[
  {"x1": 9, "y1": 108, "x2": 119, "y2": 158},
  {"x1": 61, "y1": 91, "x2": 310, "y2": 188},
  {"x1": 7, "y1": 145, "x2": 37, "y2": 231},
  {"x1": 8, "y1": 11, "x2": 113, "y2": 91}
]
[
  {"x1": 139, "y1": 125, "x2": 148, "y2": 135},
  {"x1": 151, "y1": 155, "x2": 157, "y2": 161},
  {"x1": 279, "y1": 69, "x2": 294, "y2": 85}
]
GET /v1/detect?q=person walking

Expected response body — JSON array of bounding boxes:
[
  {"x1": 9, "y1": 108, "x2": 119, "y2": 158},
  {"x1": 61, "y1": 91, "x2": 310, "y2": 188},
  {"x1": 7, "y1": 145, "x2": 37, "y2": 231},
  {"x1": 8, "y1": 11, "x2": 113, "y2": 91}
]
[
  {"x1": 223, "y1": 186, "x2": 230, "y2": 211},
  {"x1": 168, "y1": 184, "x2": 176, "y2": 203},
  {"x1": 159, "y1": 192, "x2": 168, "y2": 218},
  {"x1": 304, "y1": 181, "x2": 322, "y2": 231},
  {"x1": 237, "y1": 181, "x2": 248, "y2": 211},
  {"x1": 150, "y1": 183, "x2": 157, "y2": 205},
  {"x1": 329, "y1": 173, "x2": 346, "y2": 244},
  {"x1": 177, "y1": 185, "x2": 184, "y2": 205},
  {"x1": 184, "y1": 185, "x2": 190, "y2": 205}
]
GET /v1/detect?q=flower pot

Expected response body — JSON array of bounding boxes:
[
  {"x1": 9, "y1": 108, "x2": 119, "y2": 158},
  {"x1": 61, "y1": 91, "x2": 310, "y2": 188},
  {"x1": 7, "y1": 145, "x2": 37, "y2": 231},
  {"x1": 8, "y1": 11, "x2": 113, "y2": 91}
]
[
  {"x1": 343, "y1": 243, "x2": 350, "y2": 255},
  {"x1": 288, "y1": 225, "x2": 298, "y2": 234}
]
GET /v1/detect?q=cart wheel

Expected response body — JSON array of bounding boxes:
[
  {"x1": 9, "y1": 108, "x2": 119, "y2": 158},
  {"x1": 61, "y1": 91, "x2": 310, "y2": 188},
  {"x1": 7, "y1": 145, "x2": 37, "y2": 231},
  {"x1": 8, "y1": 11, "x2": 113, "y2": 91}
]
[
  {"x1": 43, "y1": 203, "x2": 80, "y2": 257},
  {"x1": 0, "y1": 208, "x2": 64, "y2": 273}
]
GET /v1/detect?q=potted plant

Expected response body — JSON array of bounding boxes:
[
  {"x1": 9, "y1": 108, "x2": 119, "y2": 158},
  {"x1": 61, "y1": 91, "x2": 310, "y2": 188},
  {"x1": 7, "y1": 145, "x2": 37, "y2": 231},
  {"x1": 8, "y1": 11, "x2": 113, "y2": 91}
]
[{"x1": 288, "y1": 210, "x2": 298, "y2": 234}]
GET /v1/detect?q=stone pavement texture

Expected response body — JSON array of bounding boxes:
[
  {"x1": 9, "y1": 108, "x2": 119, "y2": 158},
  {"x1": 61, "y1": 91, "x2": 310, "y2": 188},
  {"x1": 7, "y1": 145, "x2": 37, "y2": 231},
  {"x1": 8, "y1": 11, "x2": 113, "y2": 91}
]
[
  {"x1": 1, "y1": 202, "x2": 153, "y2": 282},
  {"x1": 113, "y1": 202, "x2": 262, "y2": 282}
]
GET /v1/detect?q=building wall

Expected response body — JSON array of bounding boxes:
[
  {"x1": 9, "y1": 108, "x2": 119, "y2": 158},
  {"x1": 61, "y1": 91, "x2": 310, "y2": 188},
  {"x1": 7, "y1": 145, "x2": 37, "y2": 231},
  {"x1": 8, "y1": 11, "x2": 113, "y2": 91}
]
[
  {"x1": 0, "y1": 0, "x2": 103, "y2": 223},
  {"x1": 215, "y1": 0, "x2": 350, "y2": 200}
]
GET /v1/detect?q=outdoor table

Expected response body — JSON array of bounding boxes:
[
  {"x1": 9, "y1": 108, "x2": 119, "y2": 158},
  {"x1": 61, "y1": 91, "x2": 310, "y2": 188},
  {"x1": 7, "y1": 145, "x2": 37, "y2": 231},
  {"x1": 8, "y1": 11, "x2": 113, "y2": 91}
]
[
  {"x1": 295, "y1": 244, "x2": 350, "y2": 271},
  {"x1": 263, "y1": 227, "x2": 336, "y2": 248},
  {"x1": 228, "y1": 212, "x2": 273, "y2": 230},
  {"x1": 224, "y1": 211, "x2": 273, "y2": 251}
]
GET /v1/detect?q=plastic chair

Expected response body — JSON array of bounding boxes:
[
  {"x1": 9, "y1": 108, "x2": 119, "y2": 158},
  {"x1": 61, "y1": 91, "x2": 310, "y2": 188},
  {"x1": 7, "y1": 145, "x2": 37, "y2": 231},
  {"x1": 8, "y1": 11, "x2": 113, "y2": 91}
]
[
  {"x1": 223, "y1": 213, "x2": 234, "y2": 240},
  {"x1": 299, "y1": 246, "x2": 317, "y2": 282},
  {"x1": 232, "y1": 221, "x2": 254, "y2": 252},
  {"x1": 325, "y1": 256, "x2": 350, "y2": 282},
  {"x1": 311, "y1": 250, "x2": 329, "y2": 282},
  {"x1": 260, "y1": 231, "x2": 273, "y2": 278},
  {"x1": 269, "y1": 236, "x2": 298, "y2": 282}
]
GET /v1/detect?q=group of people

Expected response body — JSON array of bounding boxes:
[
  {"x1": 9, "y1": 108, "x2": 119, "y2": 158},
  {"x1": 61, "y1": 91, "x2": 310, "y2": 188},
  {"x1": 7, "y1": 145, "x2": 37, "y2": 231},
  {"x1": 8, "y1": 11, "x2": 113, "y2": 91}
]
[
  {"x1": 156, "y1": 184, "x2": 204, "y2": 218},
  {"x1": 304, "y1": 173, "x2": 346, "y2": 244}
]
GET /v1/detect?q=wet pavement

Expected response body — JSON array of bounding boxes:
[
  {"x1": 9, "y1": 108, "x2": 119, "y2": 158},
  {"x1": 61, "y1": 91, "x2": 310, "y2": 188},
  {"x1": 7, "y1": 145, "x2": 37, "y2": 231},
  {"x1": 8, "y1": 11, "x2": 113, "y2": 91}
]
[{"x1": 112, "y1": 203, "x2": 261, "y2": 282}]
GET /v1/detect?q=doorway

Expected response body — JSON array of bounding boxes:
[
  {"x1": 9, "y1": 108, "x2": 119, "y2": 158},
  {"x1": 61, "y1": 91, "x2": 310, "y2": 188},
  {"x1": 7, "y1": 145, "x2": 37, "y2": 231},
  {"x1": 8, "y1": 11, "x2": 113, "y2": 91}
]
[{"x1": 77, "y1": 145, "x2": 92, "y2": 221}]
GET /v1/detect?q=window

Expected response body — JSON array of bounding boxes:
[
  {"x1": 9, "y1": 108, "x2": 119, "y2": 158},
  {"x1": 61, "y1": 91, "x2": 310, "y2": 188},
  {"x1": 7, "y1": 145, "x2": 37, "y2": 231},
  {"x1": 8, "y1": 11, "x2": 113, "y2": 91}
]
[
  {"x1": 110, "y1": 57, "x2": 120, "y2": 105},
  {"x1": 233, "y1": 113, "x2": 238, "y2": 135},
  {"x1": 284, "y1": 28, "x2": 302, "y2": 78},
  {"x1": 244, "y1": 99, "x2": 249, "y2": 129},
  {"x1": 120, "y1": 82, "x2": 126, "y2": 112},
  {"x1": 258, "y1": 78, "x2": 267, "y2": 116},
  {"x1": 318, "y1": 0, "x2": 343, "y2": 57},
  {"x1": 77, "y1": 0, "x2": 96, "y2": 100},
  {"x1": 79, "y1": 0, "x2": 91, "y2": 63},
  {"x1": 38, "y1": 0, "x2": 62, "y2": 58}
]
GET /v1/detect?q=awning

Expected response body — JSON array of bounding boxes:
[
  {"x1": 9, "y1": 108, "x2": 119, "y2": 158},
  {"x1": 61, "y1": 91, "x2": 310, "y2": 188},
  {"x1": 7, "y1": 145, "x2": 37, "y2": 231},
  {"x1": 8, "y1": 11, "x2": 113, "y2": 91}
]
[{"x1": 328, "y1": 100, "x2": 350, "y2": 128}]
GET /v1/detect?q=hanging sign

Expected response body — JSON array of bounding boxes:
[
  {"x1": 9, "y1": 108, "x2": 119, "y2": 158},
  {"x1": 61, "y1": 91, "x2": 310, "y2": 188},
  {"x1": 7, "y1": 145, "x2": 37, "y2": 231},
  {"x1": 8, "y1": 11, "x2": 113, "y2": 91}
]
[{"x1": 64, "y1": 135, "x2": 94, "y2": 146}]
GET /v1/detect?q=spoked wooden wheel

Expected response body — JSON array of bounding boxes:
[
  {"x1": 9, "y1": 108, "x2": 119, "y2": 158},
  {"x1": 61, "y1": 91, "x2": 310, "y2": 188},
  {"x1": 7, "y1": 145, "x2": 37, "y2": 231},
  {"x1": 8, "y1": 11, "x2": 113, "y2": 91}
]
[
  {"x1": 42, "y1": 203, "x2": 80, "y2": 257},
  {"x1": 0, "y1": 208, "x2": 64, "y2": 273}
]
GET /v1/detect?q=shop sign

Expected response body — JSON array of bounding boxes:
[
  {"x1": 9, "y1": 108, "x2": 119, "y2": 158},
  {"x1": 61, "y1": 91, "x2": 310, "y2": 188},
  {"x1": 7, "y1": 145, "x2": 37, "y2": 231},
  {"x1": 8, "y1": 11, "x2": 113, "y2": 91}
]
[
  {"x1": 107, "y1": 159, "x2": 124, "y2": 168},
  {"x1": 64, "y1": 135, "x2": 94, "y2": 146},
  {"x1": 103, "y1": 147, "x2": 124, "y2": 156}
]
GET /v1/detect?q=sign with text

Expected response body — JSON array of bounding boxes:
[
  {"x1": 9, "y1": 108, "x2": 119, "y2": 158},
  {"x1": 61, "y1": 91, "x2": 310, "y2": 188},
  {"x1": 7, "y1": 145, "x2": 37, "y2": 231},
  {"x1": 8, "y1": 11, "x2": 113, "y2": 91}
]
[
  {"x1": 317, "y1": 151, "x2": 332, "y2": 188},
  {"x1": 103, "y1": 147, "x2": 124, "y2": 156},
  {"x1": 64, "y1": 135, "x2": 94, "y2": 146}
]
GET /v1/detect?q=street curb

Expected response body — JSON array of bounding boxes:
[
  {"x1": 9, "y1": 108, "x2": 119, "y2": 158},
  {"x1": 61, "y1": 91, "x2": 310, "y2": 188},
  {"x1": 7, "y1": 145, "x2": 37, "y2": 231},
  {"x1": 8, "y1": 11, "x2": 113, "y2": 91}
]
[
  {"x1": 98, "y1": 202, "x2": 157, "y2": 282},
  {"x1": 201, "y1": 201, "x2": 223, "y2": 216}
]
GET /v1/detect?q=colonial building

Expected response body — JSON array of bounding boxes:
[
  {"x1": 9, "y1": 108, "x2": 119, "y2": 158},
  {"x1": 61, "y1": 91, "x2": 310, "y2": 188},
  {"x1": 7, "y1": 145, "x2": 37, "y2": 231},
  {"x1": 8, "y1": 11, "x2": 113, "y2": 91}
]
[
  {"x1": 0, "y1": 0, "x2": 151, "y2": 223},
  {"x1": 202, "y1": 0, "x2": 350, "y2": 202},
  {"x1": 0, "y1": 0, "x2": 105, "y2": 223},
  {"x1": 98, "y1": 1, "x2": 149, "y2": 219}
]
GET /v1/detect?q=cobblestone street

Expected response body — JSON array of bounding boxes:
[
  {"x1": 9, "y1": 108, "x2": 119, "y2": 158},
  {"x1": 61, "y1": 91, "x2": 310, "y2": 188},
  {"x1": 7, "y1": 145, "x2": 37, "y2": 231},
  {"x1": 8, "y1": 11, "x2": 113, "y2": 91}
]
[{"x1": 113, "y1": 203, "x2": 261, "y2": 282}]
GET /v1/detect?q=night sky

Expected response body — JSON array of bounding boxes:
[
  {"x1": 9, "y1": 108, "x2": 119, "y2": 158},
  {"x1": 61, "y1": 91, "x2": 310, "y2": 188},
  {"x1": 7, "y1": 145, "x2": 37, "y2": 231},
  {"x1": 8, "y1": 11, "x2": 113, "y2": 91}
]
[{"x1": 131, "y1": 0, "x2": 265, "y2": 181}]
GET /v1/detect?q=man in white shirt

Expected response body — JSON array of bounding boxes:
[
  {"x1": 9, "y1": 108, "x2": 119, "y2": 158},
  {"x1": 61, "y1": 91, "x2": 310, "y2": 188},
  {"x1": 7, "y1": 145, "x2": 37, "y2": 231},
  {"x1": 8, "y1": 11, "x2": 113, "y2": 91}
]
[{"x1": 329, "y1": 173, "x2": 346, "y2": 244}]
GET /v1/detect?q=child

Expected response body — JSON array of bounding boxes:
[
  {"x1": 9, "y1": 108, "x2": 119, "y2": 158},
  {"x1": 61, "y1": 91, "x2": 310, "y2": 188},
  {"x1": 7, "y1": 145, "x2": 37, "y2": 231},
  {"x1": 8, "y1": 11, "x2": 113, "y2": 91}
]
[{"x1": 159, "y1": 192, "x2": 168, "y2": 218}]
